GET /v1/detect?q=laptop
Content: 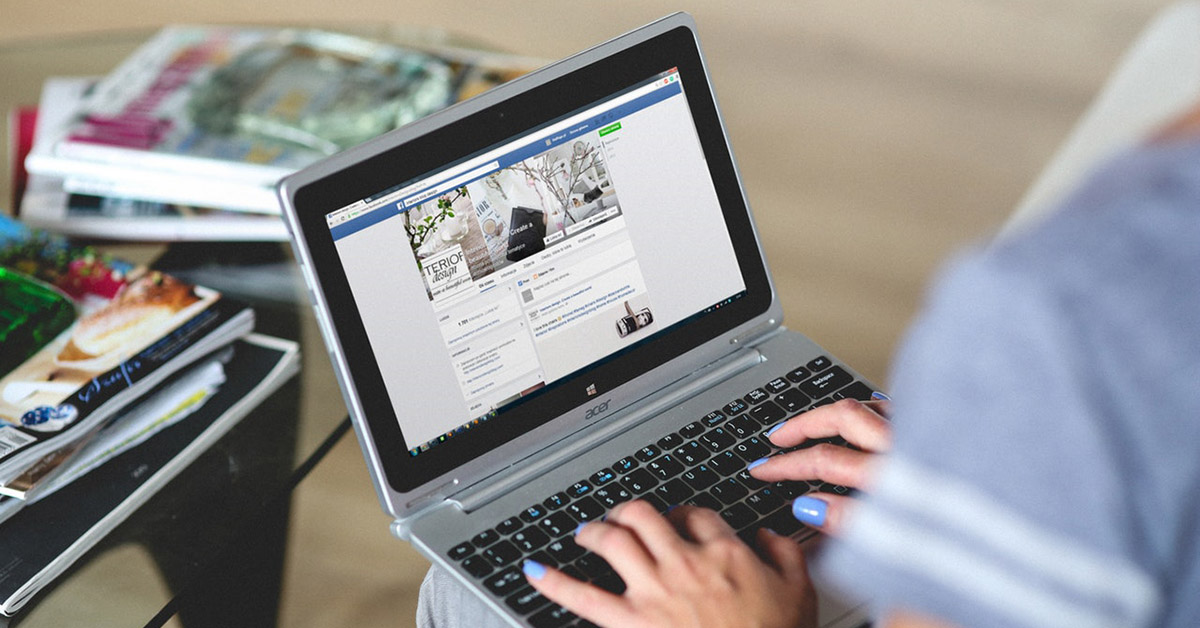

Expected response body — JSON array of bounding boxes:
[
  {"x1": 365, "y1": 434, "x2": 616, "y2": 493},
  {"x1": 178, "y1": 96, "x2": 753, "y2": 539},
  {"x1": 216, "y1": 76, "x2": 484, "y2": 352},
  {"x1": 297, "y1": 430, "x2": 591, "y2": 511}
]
[{"x1": 279, "y1": 13, "x2": 871, "y2": 627}]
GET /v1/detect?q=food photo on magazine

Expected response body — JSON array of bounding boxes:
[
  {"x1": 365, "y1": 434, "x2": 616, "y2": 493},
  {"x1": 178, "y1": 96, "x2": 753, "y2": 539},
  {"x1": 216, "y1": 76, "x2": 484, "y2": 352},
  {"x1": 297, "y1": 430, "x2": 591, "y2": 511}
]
[{"x1": 0, "y1": 215, "x2": 253, "y2": 497}]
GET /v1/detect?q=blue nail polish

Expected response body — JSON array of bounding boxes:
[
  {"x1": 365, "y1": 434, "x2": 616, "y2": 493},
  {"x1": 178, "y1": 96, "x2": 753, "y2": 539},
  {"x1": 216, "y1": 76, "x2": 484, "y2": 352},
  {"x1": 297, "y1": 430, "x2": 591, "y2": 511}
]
[
  {"x1": 766, "y1": 422, "x2": 785, "y2": 438},
  {"x1": 574, "y1": 522, "x2": 587, "y2": 536},
  {"x1": 665, "y1": 504, "x2": 680, "y2": 514},
  {"x1": 793, "y1": 496, "x2": 828, "y2": 526},
  {"x1": 523, "y1": 559, "x2": 547, "y2": 580},
  {"x1": 871, "y1": 391, "x2": 891, "y2": 401},
  {"x1": 747, "y1": 457, "x2": 769, "y2": 471}
]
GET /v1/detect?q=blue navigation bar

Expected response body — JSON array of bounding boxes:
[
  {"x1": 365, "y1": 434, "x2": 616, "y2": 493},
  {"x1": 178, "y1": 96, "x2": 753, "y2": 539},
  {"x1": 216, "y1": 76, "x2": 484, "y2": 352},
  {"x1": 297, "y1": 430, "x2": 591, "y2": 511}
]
[{"x1": 330, "y1": 79, "x2": 683, "y2": 242}]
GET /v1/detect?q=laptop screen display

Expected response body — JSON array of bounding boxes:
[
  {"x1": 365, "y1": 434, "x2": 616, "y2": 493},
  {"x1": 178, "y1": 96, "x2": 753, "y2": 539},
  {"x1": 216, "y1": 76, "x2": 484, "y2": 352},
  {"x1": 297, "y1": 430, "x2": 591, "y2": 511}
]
[{"x1": 324, "y1": 68, "x2": 746, "y2": 454}]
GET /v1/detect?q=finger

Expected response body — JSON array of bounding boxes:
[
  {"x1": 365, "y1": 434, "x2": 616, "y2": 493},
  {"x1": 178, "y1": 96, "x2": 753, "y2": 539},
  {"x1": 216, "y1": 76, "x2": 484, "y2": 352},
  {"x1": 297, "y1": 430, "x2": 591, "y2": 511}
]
[
  {"x1": 574, "y1": 518, "x2": 658, "y2": 586},
  {"x1": 667, "y1": 504, "x2": 736, "y2": 544},
  {"x1": 524, "y1": 560, "x2": 632, "y2": 627},
  {"x1": 605, "y1": 500, "x2": 689, "y2": 566},
  {"x1": 750, "y1": 442, "x2": 876, "y2": 488},
  {"x1": 766, "y1": 399, "x2": 891, "y2": 452},
  {"x1": 755, "y1": 528, "x2": 809, "y2": 586},
  {"x1": 790, "y1": 492, "x2": 856, "y2": 536}
]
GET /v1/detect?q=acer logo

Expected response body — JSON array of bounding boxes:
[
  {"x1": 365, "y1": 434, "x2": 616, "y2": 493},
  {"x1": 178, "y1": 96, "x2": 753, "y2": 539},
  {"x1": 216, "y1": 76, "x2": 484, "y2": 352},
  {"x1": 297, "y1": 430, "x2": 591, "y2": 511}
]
[{"x1": 584, "y1": 400, "x2": 611, "y2": 420}]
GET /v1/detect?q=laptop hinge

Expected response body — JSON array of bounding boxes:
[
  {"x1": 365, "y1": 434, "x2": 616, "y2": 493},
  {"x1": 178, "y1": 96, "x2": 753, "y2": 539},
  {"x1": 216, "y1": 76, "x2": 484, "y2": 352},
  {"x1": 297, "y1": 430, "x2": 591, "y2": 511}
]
[{"x1": 451, "y1": 345, "x2": 766, "y2": 513}]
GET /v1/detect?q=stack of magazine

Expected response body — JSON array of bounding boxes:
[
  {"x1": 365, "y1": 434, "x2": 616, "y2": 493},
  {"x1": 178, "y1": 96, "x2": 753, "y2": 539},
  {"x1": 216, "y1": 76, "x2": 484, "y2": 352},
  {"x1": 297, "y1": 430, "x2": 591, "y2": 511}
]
[
  {"x1": 13, "y1": 24, "x2": 538, "y2": 241},
  {"x1": 0, "y1": 215, "x2": 300, "y2": 616}
]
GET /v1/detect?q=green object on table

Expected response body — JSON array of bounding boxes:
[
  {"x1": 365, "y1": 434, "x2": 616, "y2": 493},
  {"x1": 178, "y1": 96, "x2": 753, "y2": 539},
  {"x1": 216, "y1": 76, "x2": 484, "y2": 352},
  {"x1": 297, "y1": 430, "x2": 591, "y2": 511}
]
[{"x1": 0, "y1": 267, "x2": 77, "y2": 379}]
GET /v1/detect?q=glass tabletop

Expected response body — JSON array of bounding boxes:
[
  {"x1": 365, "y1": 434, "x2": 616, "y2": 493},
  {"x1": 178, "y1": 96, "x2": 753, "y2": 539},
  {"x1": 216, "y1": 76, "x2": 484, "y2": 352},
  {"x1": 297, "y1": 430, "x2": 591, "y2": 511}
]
[{"x1": 0, "y1": 26, "x2": 484, "y2": 627}]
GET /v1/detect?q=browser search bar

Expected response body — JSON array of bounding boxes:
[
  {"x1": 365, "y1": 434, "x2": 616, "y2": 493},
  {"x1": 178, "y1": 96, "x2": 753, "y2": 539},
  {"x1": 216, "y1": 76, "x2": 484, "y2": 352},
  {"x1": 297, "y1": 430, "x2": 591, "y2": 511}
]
[{"x1": 403, "y1": 161, "x2": 499, "y2": 209}]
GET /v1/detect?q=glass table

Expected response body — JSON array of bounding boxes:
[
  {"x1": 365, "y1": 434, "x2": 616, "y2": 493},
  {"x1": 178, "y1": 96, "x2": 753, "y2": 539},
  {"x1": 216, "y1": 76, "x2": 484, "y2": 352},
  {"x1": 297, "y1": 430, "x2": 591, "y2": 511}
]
[{"x1": 0, "y1": 26, "x2": 485, "y2": 627}]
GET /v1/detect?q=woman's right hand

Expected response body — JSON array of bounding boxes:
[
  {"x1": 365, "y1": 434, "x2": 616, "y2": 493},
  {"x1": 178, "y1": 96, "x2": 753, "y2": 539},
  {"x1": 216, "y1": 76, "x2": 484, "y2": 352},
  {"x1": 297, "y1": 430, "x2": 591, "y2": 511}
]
[{"x1": 748, "y1": 398, "x2": 892, "y2": 534}]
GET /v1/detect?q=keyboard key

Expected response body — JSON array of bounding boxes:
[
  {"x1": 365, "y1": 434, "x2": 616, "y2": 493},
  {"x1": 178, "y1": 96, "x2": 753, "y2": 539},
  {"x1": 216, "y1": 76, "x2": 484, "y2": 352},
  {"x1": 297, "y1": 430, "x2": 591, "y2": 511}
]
[
  {"x1": 575, "y1": 553, "x2": 611, "y2": 578},
  {"x1": 744, "y1": 388, "x2": 770, "y2": 405},
  {"x1": 707, "y1": 450, "x2": 742, "y2": 477},
  {"x1": 798, "y1": 366, "x2": 853, "y2": 399},
  {"x1": 589, "y1": 468, "x2": 617, "y2": 486},
  {"x1": 654, "y1": 478, "x2": 693, "y2": 505},
  {"x1": 726, "y1": 415, "x2": 757, "y2": 439},
  {"x1": 749, "y1": 400, "x2": 786, "y2": 426},
  {"x1": 764, "y1": 377, "x2": 790, "y2": 394},
  {"x1": 710, "y1": 478, "x2": 750, "y2": 505},
  {"x1": 506, "y1": 586, "x2": 552, "y2": 615},
  {"x1": 461, "y1": 555, "x2": 493, "y2": 578},
  {"x1": 682, "y1": 464, "x2": 719, "y2": 490},
  {"x1": 733, "y1": 436, "x2": 770, "y2": 462},
  {"x1": 483, "y1": 540, "x2": 522, "y2": 567},
  {"x1": 647, "y1": 454, "x2": 684, "y2": 480},
  {"x1": 594, "y1": 572, "x2": 627, "y2": 594},
  {"x1": 833, "y1": 381, "x2": 875, "y2": 402},
  {"x1": 761, "y1": 505, "x2": 806, "y2": 536},
  {"x1": 448, "y1": 542, "x2": 474, "y2": 560},
  {"x1": 810, "y1": 398, "x2": 834, "y2": 410},
  {"x1": 634, "y1": 445, "x2": 661, "y2": 462},
  {"x1": 471, "y1": 529, "x2": 500, "y2": 548},
  {"x1": 674, "y1": 441, "x2": 707, "y2": 466},
  {"x1": 700, "y1": 427, "x2": 735, "y2": 452},
  {"x1": 735, "y1": 468, "x2": 767, "y2": 490},
  {"x1": 539, "y1": 511, "x2": 576, "y2": 537},
  {"x1": 702, "y1": 411, "x2": 728, "y2": 428},
  {"x1": 721, "y1": 399, "x2": 747, "y2": 416},
  {"x1": 679, "y1": 421, "x2": 705, "y2": 439},
  {"x1": 641, "y1": 493, "x2": 669, "y2": 512},
  {"x1": 512, "y1": 526, "x2": 550, "y2": 552},
  {"x1": 543, "y1": 492, "x2": 571, "y2": 510},
  {"x1": 620, "y1": 468, "x2": 659, "y2": 494},
  {"x1": 656, "y1": 432, "x2": 683, "y2": 450},
  {"x1": 566, "y1": 481, "x2": 593, "y2": 499},
  {"x1": 745, "y1": 487, "x2": 785, "y2": 515},
  {"x1": 521, "y1": 504, "x2": 548, "y2": 523},
  {"x1": 594, "y1": 485, "x2": 633, "y2": 508},
  {"x1": 567, "y1": 496, "x2": 605, "y2": 522},
  {"x1": 484, "y1": 566, "x2": 526, "y2": 596},
  {"x1": 496, "y1": 517, "x2": 523, "y2": 535},
  {"x1": 785, "y1": 365, "x2": 812, "y2": 383},
  {"x1": 720, "y1": 502, "x2": 757, "y2": 529},
  {"x1": 776, "y1": 388, "x2": 810, "y2": 413},
  {"x1": 612, "y1": 456, "x2": 639, "y2": 473},
  {"x1": 529, "y1": 604, "x2": 577, "y2": 628},
  {"x1": 547, "y1": 537, "x2": 586, "y2": 563},
  {"x1": 528, "y1": 550, "x2": 556, "y2": 568},
  {"x1": 806, "y1": 356, "x2": 833, "y2": 372},
  {"x1": 773, "y1": 480, "x2": 809, "y2": 499},
  {"x1": 687, "y1": 491, "x2": 722, "y2": 511}
]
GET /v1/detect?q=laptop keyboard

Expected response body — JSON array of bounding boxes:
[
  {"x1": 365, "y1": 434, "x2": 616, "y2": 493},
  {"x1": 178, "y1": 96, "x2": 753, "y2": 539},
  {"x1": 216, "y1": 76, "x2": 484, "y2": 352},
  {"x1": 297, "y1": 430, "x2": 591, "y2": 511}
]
[{"x1": 444, "y1": 356, "x2": 877, "y2": 628}]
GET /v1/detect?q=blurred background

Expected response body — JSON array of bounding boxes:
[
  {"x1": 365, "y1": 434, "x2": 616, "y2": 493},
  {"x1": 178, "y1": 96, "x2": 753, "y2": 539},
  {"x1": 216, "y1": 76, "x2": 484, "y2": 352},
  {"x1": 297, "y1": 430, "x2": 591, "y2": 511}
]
[{"x1": 0, "y1": 0, "x2": 1177, "y2": 625}]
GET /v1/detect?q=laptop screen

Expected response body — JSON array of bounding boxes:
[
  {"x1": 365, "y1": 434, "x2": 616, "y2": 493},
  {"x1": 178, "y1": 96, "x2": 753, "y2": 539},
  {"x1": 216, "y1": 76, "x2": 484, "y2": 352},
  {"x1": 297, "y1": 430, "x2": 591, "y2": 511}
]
[
  {"x1": 285, "y1": 22, "x2": 775, "y2": 493},
  {"x1": 324, "y1": 68, "x2": 746, "y2": 455}
]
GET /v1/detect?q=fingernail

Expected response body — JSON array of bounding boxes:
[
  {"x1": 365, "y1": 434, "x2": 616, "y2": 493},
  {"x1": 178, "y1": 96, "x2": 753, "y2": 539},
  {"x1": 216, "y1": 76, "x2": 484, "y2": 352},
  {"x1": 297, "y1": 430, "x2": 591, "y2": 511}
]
[
  {"x1": 523, "y1": 559, "x2": 547, "y2": 580},
  {"x1": 665, "y1": 504, "x2": 680, "y2": 514},
  {"x1": 766, "y1": 422, "x2": 785, "y2": 438},
  {"x1": 871, "y1": 391, "x2": 890, "y2": 401},
  {"x1": 747, "y1": 457, "x2": 769, "y2": 471},
  {"x1": 574, "y1": 522, "x2": 587, "y2": 536},
  {"x1": 793, "y1": 495, "x2": 828, "y2": 526}
]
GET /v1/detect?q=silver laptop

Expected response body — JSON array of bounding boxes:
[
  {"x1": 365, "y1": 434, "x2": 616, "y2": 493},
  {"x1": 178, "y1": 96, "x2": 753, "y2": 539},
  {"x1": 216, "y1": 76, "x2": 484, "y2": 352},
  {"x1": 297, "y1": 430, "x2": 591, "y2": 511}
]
[{"x1": 279, "y1": 13, "x2": 870, "y2": 627}]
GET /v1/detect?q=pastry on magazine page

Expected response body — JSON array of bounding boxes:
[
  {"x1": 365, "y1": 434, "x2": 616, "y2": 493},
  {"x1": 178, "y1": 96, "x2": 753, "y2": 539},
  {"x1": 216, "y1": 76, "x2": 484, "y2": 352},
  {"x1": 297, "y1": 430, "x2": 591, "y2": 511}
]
[{"x1": 0, "y1": 216, "x2": 253, "y2": 489}]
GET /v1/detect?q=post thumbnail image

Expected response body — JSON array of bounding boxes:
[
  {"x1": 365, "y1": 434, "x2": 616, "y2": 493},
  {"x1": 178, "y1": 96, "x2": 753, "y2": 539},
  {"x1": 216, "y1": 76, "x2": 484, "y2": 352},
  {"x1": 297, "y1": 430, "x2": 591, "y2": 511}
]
[{"x1": 403, "y1": 135, "x2": 621, "y2": 301}]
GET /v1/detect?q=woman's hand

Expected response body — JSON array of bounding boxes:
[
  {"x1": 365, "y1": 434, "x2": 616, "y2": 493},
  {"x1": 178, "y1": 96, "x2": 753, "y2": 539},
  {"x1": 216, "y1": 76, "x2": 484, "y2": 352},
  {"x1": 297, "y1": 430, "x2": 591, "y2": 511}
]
[
  {"x1": 525, "y1": 499, "x2": 817, "y2": 628},
  {"x1": 749, "y1": 398, "x2": 892, "y2": 533}
]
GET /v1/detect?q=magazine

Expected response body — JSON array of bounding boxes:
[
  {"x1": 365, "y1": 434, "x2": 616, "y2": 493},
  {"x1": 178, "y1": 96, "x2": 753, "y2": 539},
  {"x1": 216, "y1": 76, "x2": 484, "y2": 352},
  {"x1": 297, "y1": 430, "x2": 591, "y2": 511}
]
[
  {"x1": 0, "y1": 333, "x2": 300, "y2": 616},
  {"x1": 0, "y1": 215, "x2": 254, "y2": 488},
  {"x1": 23, "y1": 25, "x2": 540, "y2": 214}
]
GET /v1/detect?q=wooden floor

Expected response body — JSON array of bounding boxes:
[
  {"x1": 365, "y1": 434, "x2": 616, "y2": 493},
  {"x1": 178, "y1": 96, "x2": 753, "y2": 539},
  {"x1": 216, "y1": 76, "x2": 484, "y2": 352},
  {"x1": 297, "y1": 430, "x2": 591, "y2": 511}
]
[{"x1": 0, "y1": 0, "x2": 1177, "y2": 625}]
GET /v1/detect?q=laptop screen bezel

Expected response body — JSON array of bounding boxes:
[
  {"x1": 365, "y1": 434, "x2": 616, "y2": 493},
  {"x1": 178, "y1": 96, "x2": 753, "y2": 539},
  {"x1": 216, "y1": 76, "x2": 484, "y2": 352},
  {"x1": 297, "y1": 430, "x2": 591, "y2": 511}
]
[{"x1": 286, "y1": 22, "x2": 774, "y2": 495}]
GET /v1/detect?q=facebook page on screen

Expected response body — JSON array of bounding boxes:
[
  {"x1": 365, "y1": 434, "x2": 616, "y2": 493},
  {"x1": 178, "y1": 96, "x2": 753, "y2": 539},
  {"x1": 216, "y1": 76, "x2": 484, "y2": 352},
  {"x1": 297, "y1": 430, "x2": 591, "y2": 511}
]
[{"x1": 326, "y1": 69, "x2": 746, "y2": 454}]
